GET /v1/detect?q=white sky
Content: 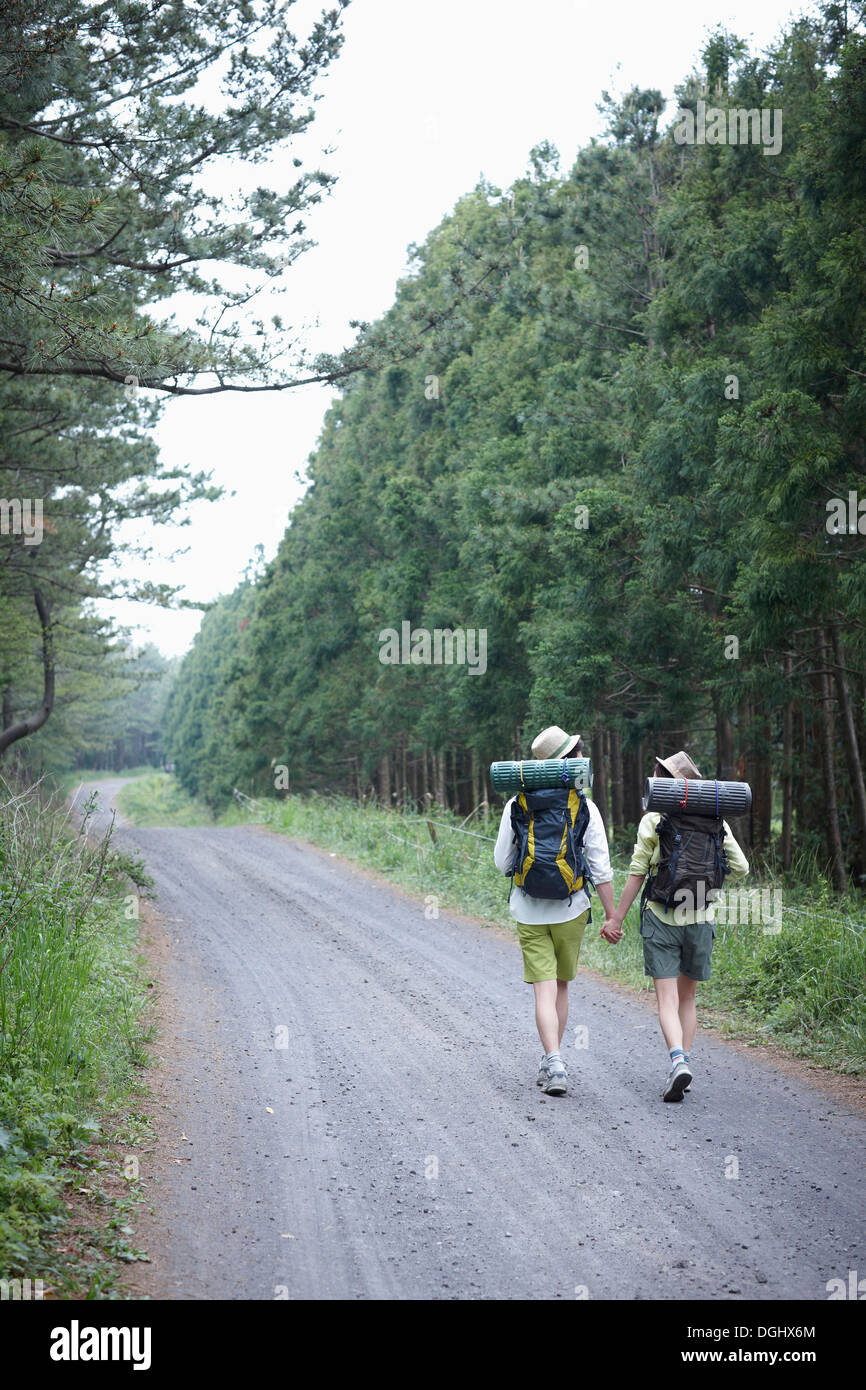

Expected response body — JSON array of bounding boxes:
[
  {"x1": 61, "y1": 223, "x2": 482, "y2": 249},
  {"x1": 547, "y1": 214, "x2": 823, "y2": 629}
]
[{"x1": 107, "y1": 0, "x2": 810, "y2": 657}]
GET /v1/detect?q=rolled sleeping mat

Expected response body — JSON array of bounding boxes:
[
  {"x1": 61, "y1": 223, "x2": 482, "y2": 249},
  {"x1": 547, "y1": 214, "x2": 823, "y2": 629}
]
[
  {"x1": 642, "y1": 777, "x2": 752, "y2": 818},
  {"x1": 489, "y1": 757, "x2": 593, "y2": 795}
]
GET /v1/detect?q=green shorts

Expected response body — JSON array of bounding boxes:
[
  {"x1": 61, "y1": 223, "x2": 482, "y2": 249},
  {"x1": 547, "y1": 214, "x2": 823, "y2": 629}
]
[
  {"x1": 640, "y1": 905, "x2": 715, "y2": 981},
  {"x1": 516, "y1": 910, "x2": 589, "y2": 983}
]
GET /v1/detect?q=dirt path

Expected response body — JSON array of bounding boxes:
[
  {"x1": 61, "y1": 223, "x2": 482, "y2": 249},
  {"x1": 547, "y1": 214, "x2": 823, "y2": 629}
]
[{"x1": 78, "y1": 780, "x2": 865, "y2": 1301}]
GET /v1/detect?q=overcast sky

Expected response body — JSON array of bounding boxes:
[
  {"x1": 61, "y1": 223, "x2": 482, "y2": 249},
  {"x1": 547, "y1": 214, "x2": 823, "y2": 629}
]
[{"x1": 108, "y1": 0, "x2": 811, "y2": 658}]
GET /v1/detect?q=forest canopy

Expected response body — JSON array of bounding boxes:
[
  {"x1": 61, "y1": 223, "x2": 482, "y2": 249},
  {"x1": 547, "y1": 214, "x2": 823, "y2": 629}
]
[{"x1": 162, "y1": 7, "x2": 866, "y2": 894}]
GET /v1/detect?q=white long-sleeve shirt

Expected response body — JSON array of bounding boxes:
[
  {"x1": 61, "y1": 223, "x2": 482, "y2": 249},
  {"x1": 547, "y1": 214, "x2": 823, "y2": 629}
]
[{"x1": 493, "y1": 794, "x2": 613, "y2": 924}]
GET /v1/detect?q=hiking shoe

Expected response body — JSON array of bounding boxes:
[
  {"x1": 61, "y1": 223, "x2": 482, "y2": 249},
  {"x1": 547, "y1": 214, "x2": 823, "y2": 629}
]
[
  {"x1": 537, "y1": 1056, "x2": 568, "y2": 1087},
  {"x1": 540, "y1": 1057, "x2": 568, "y2": 1096},
  {"x1": 663, "y1": 1059, "x2": 693, "y2": 1102}
]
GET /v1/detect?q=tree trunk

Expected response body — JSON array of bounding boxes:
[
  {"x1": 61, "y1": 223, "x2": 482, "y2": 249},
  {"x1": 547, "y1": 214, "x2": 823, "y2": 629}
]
[
  {"x1": 622, "y1": 741, "x2": 641, "y2": 825},
  {"x1": 480, "y1": 753, "x2": 491, "y2": 817},
  {"x1": 450, "y1": 746, "x2": 463, "y2": 814},
  {"x1": 855, "y1": 674, "x2": 866, "y2": 774},
  {"x1": 609, "y1": 728, "x2": 624, "y2": 836},
  {"x1": 0, "y1": 590, "x2": 55, "y2": 756},
  {"x1": 734, "y1": 699, "x2": 752, "y2": 851},
  {"x1": 715, "y1": 707, "x2": 736, "y2": 780},
  {"x1": 408, "y1": 754, "x2": 417, "y2": 810},
  {"x1": 377, "y1": 752, "x2": 390, "y2": 806},
  {"x1": 435, "y1": 751, "x2": 446, "y2": 809},
  {"x1": 816, "y1": 628, "x2": 847, "y2": 891},
  {"x1": 752, "y1": 718, "x2": 773, "y2": 853},
  {"x1": 591, "y1": 726, "x2": 609, "y2": 828},
  {"x1": 829, "y1": 621, "x2": 866, "y2": 867},
  {"x1": 793, "y1": 702, "x2": 808, "y2": 839},
  {"x1": 781, "y1": 655, "x2": 794, "y2": 872},
  {"x1": 715, "y1": 704, "x2": 752, "y2": 858}
]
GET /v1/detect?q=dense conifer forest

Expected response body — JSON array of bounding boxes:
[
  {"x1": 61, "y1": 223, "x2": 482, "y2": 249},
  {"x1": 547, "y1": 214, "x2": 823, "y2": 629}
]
[{"x1": 163, "y1": 15, "x2": 866, "y2": 887}]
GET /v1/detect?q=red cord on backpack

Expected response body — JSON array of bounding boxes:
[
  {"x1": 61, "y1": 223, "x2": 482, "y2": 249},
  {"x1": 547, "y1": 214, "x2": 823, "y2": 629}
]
[{"x1": 679, "y1": 779, "x2": 689, "y2": 808}]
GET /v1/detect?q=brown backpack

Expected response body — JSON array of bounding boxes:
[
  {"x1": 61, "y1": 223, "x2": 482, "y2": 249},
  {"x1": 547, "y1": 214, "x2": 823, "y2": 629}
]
[{"x1": 645, "y1": 811, "x2": 728, "y2": 913}]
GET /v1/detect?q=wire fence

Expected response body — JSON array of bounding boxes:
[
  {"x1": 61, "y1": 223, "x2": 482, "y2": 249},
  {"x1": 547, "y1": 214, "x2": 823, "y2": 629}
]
[
  {"x1": 232, "y1": 787, "x2": 276, "y2": 823},
  {"x1": 423, "y1": 817, "x2": 497, "y2": 844}
]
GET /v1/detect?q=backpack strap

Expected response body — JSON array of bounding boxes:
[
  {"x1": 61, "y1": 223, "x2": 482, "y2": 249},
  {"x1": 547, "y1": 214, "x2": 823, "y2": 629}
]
[
  {"x1": 508, "y1": 791, "x2": 531, "y2": 900},
  {"x1": 642, "y1": 810, "x2": 663, "y2": 913},
  {"x1": 565, "y1": 814, "x2": 579, "y2": 905},
  {"x1": 663, "y1": 825, "x2": 685, "y2": 911},
  {"x1": 713, "y1": 812, "x2": 728, "y2": 888},
  {"x1": 646, "y1": 811, "x2": 680, "y2": 912},
  {"x1": 565, "y1": 788, "x2": 591, "y2": 906}
]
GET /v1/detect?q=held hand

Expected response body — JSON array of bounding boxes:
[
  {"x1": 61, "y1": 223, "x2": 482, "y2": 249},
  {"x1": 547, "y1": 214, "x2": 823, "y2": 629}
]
[{"x1": 600, "y1": 916, "x2": 623, "y2": 945}]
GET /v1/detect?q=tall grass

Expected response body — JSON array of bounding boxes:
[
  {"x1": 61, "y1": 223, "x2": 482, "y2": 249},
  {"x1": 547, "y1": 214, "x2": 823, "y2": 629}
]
[{"x1": 0, "y1": 777, "x2": 152, "y2": 1289}]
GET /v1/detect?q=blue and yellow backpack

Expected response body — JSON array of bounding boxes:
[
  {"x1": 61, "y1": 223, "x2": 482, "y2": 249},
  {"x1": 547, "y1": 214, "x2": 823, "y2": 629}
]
[{"x1": 509, "y1": 787, "x2": 591, "y2": 903}]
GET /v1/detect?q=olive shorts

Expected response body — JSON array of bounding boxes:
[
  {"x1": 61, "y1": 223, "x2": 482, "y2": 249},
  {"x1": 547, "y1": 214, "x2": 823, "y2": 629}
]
[
  {"x1": 640, "y1": 905, "x2": 715, "y2": 981},
  {"x1": 516, "y1": 910, "x2": 590, "y2": 983}
]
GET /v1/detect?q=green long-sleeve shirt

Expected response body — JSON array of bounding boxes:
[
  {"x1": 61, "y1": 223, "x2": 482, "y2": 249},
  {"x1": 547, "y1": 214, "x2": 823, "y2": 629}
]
[{"x1": 628, "y1": 811, "x2": 750, "y2": 926}]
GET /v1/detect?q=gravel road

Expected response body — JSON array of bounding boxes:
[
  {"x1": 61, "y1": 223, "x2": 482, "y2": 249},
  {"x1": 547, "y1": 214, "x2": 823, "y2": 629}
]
[{"x1": 71, "y1": 779, "x2": 865, "y2": 1301}]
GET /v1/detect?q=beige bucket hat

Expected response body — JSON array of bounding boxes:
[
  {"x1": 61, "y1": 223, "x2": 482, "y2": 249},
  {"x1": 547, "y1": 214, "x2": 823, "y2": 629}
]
[
  {"x1": 532, "y1": 725, "x2": 582, "y2": 760},
  {"x1": 654, "y1": 749, "x2": 702, "y2": 780}
]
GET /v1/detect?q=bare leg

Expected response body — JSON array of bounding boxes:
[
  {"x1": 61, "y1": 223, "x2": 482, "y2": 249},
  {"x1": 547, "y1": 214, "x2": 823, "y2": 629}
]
[
  {"x1": 556, "y1": 979, "x2": 569, "y2": 1046},
  {"x1": 532, "y1": 979, "x2": 560, "y2": 1055},
  {"x1": 654, "y1": 977, "x2": 684, "y2": 1052},
  {"x1": 677, "y1": 974, "x2": 698, "y2": 1054}
]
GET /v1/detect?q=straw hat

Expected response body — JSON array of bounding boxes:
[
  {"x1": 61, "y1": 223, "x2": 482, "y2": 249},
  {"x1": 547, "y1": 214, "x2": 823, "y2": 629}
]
[
  {"x1": 654, "y1": 749, "x2": 702, "y2": 780},
  {"x1": 531, "y1": 726, "x2": 582, "y2": 760}
]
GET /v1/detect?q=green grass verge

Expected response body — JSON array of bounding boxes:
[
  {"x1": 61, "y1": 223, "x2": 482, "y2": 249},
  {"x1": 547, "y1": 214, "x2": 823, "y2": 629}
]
[
  {"x1": 115, "y1": 772, "x2": 220, "y2": 828},
  {"x1": 116, "y1": 774, "x2": 866, "y2": 1076},
  {"x1": 0, "y1": 780, "x2": 155, "y2": 1297}
]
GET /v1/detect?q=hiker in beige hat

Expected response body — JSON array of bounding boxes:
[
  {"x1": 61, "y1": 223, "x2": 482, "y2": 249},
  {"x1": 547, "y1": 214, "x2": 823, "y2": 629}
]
[
  {"x1": 493, "y1": 726, "x2": 615, "y2": 1095},
  {"x1": 604, "y1": 751, "x2": 749, "y2": 1101}
]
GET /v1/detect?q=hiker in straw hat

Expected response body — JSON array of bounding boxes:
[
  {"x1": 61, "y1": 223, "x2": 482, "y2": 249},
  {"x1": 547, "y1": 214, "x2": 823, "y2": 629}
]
[
  {"x1": 493, "y1": 726, "x2": 616, "y2": 1096},
  {"x1": 603, "y1": 750, "x2": 749, "y2": 1101}
]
